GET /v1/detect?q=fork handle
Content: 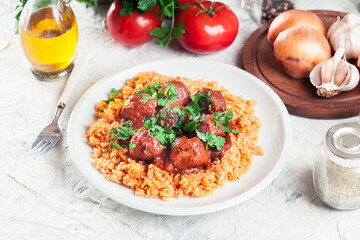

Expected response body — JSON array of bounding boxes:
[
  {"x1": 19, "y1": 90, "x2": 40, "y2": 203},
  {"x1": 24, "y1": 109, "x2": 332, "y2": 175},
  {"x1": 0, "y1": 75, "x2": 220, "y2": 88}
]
[{"x1": 53, "y1": 102, "x2": 65, "y2": 122}]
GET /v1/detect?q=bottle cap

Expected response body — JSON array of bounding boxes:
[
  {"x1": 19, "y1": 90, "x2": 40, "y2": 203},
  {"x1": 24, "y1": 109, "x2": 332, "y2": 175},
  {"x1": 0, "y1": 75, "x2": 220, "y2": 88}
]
[{"x1": 326, "y1": 123, "x2": 360, "y2": 166}]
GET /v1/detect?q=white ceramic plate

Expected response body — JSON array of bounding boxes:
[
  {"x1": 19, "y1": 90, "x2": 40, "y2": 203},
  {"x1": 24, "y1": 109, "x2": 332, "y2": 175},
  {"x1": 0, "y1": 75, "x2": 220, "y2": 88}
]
[{"x1": 67, "y1": 58, "x2": 292, "y2": 216}]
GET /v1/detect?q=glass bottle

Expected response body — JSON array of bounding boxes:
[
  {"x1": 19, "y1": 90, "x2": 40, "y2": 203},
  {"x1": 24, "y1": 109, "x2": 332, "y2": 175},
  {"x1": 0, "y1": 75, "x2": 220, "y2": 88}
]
[
  {"x1": 313, "y1": 122, "x2": 360, "y2": 210},
  {"x1": 19, "y1": 0, "x2": 78, "y2": 81}
]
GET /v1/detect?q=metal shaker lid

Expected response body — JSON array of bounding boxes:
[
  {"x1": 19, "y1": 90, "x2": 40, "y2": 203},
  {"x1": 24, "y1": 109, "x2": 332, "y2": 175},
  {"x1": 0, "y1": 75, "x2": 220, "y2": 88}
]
[{"x1": 326, "y1": 123, "x2": 360, "y2": 160}]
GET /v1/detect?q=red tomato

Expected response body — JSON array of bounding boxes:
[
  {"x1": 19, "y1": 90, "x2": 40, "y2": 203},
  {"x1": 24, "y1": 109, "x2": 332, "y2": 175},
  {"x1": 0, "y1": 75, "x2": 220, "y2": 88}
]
[
  {"x1": 176, "y1": 1, "x2": 239, "y2": 54},
  {"x1": 107, "y1": 1, "x2": 162, "y2": 47}
]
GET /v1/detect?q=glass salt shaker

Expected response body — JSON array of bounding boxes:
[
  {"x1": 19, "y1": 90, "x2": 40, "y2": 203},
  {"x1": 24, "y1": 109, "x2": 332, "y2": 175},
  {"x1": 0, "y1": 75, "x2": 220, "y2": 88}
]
[{"x1": 313, "y1": 123, "x2": 360, "y2": 210}]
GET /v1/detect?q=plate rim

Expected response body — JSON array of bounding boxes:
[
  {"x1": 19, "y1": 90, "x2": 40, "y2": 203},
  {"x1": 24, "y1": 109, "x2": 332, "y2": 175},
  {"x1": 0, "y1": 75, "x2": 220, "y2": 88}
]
[{"x1": 67, "y1": 57, "x2": 292, "y2": 216}]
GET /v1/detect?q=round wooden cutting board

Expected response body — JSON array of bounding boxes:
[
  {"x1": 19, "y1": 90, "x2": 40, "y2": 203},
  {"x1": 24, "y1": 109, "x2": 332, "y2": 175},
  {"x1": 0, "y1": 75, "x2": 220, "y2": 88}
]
[{"x1": 241, "y1": 10, "x2": 360, "y2": 119}]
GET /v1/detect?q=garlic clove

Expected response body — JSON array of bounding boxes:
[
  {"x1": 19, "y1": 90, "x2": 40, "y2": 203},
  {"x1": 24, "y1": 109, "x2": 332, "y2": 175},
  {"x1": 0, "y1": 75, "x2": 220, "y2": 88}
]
[
  {"x1": 320, "y1": 59, "x2": 334, "y2": 84},
  {"x1": 333, "y1": 60, "x2": 349, "y2": 86},
  {"x1": 340, "y1": 64, "x2": 359, "y2": 91},
  {"x1": 310, "y1": 47, "x2": 360, "y2": 97}
]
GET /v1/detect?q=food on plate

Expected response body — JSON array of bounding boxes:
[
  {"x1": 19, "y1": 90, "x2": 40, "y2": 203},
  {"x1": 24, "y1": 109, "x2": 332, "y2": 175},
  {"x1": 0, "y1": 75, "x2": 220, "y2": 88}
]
[
  {"x1": 267, "y1": 9, "x2": 326, "y2": 46},
  {"x1": 327, "y1": 13, "x2": 360, "y2": 60},
  {"x1": 85, "y1": 72, "x2": 263, "y2": 200},
  {"x1": 273, "y1": 25, "x2": 331, "y2": 79},
  {"x1": 310, "y1": 47, "x2": 359, "y2": 97},
  {"x1": 176, "y1": 1, "x2": 239, "y2": 54},
  {"x1": 106, "y1": 0, "x2": 161, "y2": 46}
]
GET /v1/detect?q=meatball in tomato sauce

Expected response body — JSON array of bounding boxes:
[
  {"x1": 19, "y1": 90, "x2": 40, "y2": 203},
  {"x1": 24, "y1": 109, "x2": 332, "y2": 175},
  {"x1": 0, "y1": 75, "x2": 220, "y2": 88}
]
[
  {"x1": 168, "y1": 136, "x2": 210, "y2": 171},
  {"x1": 197, "y1": 114, "x2": 225, "y2": 137},
  {"x1": 161, "y1": 80, "x2": 191, "y2": 106},
  {"x1": 129, "y1": 128, "x2": 165, "y2": 163},
  {"x1": 209, "y1": 133, "x2": 232, "y2": 160},
  {"x1": 157, "y1": 104, "x2": 185, "y2": 129},
  {"x1": 196, "y1": 88, "x2": 226, "y2": 114},
  {"x1": 120, "y1": 94, "x2": 157, "y2": 130}
]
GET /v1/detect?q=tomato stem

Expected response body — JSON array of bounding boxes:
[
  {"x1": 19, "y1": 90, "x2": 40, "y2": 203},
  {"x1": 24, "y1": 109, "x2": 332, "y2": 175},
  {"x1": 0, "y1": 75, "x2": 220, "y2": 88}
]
[{"x1": 196, "y1": 1, "x2": 225, "y2": 16}]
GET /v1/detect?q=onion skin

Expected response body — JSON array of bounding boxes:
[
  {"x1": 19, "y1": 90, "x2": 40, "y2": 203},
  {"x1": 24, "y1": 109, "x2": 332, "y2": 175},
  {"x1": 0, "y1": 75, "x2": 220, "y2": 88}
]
[
  {"x1": 274, "y1": 25, "x2": 331, "y2": 79},
  {"x1": 268, "y1": 9, "x2": 326, "y2": 46}
]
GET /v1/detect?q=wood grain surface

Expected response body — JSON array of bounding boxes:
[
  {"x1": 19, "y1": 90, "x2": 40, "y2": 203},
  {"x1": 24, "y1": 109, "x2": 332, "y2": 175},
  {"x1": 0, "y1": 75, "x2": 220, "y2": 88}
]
[{"x1": 241, "y1": 10, "x2": 360, "y2": 119}]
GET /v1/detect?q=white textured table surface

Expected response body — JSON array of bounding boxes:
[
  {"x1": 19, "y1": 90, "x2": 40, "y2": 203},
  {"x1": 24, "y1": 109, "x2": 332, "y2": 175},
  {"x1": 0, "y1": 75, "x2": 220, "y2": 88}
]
[{"x1": 1, "y1": 0, "x2": 360, "y2": 239}]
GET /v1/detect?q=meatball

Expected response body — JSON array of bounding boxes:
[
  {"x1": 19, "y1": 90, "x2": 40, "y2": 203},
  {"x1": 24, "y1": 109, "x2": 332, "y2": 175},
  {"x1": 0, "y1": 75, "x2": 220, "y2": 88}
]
[
  {"x1": 157, "y1": 104, "x2": 185, "y2": 129},
  {"x1": 161, "y1": 80, "x2": 191, "y2": 106},
  {"x1": 120, "y1": 94, "x2": 157, "y2": 130},
  {"x1": 209, "y1": 133, "x2": 232, "y2": 160},
  {"x1": 129, "y1": 128, "x2": 165, "y2": 163},
  {"x1": 168, "y1": 136, "x2": 210, "y2": 170},
  {"x1": 197, "y1": 114, "x2": 225, "y2": 137},
  {"x1": 196, "y1": 88, "x2": 226, "y2": 114}
]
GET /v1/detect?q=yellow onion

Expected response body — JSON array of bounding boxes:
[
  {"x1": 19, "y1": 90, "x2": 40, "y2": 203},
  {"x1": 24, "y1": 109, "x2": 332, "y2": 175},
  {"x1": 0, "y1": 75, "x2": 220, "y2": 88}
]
[
  {"x1": 268, "y1": 9, "x2": 326, "y2": 46},
  {"x1": 273, "y1": 25, "x2": 331, "y2": 79}
]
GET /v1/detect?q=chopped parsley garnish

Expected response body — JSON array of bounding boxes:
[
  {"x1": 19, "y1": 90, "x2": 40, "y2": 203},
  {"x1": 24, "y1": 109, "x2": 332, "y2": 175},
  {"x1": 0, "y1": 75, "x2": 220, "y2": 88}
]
[
  {"x1": 99, "y1": 109, "x2": 104, "y2": 112},
  {"x1": 129, "y1": 143, "x2": 136, "y2": 150},
  {"x1": 136, "y1": 80, "x2": 162, "y2": 95},
  {"x1": 110, "y1": 142, "x2": 122, "y2": 150},
  {"x1": 143, "y1": 115, "x2": 177, "y2": 147},
  {"x1": 212, "y1": 109, "x2": 240, "y2": 134},
  {"x1": 103, "y1": 88, "x2": 121, "y2": 104},
  {"x1": 157, "y1": 98, "x2": 176, "y2": 107},
  {"x1": 196, "y1": 130, "x2": 226, "y2": 151},
  {"x1": 108, "y1": 121, "x2": 135, "y2": 141},
  {"x1": 164, "y1": 81, "x2": 177, "y2": 99},
  {"x1": 136, "y1": 81, "x2": 177, "y2": 107},
  {"x1": 140, "y1": 95, "x2": 154, "y2": 104}
]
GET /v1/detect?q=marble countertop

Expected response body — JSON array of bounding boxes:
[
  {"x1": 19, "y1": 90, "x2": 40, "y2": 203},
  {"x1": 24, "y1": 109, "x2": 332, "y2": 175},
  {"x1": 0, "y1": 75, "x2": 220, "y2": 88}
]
[{"x1": 1, "y1": 0, "x2": 360, "y2": 239}]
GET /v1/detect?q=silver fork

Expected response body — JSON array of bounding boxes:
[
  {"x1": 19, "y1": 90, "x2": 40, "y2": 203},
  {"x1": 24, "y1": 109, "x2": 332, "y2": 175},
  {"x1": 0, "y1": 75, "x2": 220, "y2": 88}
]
[{"x1": 31, "y1": 52, "x2": 89, "y2": 152}]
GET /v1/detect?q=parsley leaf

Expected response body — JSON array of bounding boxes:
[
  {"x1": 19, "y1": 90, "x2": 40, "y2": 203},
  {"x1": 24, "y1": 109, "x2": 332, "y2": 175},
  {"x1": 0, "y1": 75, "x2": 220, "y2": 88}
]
[
  {"x1": 108, "y1": 121, "x2": 135, "y2": 141},
  {"x1": 103, "y1": 88, "x2": 121, "y2": 104},
  {"x1": 137, "y1": 81, "x2": 162, "y2": 95},
  {"x1": 129, "y1": 143, "x2": 136, "y2": 149},
  {"x1": 110, "y1": 142, "x2": 122, "y2": 150},
  {"x1": 137, "y1": 0, "x2": 157, "y2": 12},
  {"x1": 196, "y1": 130, "x2": 225, "y2": 151},
  {"x1": 120, "y1": 0, "x2": 137, "y2": 15},
  {"x1": 212, "y1": 109, "x2": 240, "y2": 134},
  {"x1": 157, "y1": 98, "x2": 176, "y2": 107},
  {"x1": 140, "y1": 95, "x2": 154, "y2": 104},
  {"x1": 150, "y1": 0, "x2": 186, "y2": 47}
]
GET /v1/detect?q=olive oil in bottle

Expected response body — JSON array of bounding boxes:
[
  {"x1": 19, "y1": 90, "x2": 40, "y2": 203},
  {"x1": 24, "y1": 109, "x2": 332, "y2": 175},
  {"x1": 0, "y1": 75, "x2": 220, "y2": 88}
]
[{"x1": 20, "y1": 0, "x2": 78, "y2": 81}]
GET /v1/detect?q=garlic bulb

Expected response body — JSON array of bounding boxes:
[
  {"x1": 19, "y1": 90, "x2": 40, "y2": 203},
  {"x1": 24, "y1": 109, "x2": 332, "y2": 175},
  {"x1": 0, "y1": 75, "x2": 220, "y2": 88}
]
[
  {"x1": 327, "y1": 14, "x2": 360, "y2": 59},
  {"x1": 310, "y1": 48, "x2": 359, "y2": 97}
]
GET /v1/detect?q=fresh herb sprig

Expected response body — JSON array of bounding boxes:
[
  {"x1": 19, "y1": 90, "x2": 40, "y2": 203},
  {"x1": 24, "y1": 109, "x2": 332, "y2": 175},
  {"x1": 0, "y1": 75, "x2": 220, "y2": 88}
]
[
  {"x1": 182, "y1": 93, "x2": 210, "y2": 132},
  {"x1": 196, "y1": 130, "x2": 225, "y2": 151},
  {"x1": 150, "y1": 0, "x2": 188, "y2": 47},
  {"x1": 137, "y1": 80, "x2": 177, "y2": 106},
  {"x1": 109, "y1": 120, "x2": 135, "y2": 140},
  {"x1": 143, "y1": 115, "x2": 177, "y2": 148},
  {"x1": 103, "y1": 88, "x2": 121, "y2": 104},
  {"x1": 213, "y1": 110, "x2": 241, "y2": 134}
]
